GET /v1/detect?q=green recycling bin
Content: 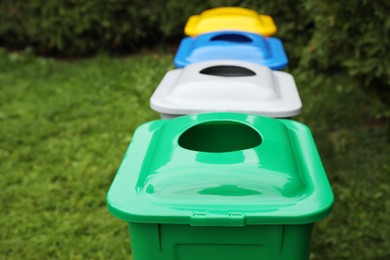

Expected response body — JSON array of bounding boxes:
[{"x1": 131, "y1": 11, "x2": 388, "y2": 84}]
[{"x1": 106, "y1": 113, "x2": 333, "y2": 260}]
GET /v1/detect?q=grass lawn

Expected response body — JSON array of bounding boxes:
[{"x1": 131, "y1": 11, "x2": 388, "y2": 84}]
[{"x1": 0, "y1": 48, "x2": 388, "y2": 259}]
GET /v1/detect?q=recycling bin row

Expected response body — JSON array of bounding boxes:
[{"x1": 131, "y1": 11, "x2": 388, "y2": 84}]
[
  {"x1": 107, "y1": 7, "x2": 334, "y2": 260},
  {"x1": 151, "y1": 7, "x2": 299, "y2": 119}
]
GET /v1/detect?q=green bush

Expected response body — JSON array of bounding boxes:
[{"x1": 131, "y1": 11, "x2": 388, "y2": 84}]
[
  {"x1": 0, "y1": 0, "x2": 313, "y2": 65},
  {"x1": 300, "y1": 0, "x2": 390, "y2": 90},
  {"x1": 0, "y1": 0, "x2": 161, "y2": 55},
  {"x1": 0, "y1": 0, "x2": 388, "y2": 91}
]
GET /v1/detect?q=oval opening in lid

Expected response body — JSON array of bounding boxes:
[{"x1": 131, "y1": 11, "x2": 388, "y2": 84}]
[
  {"x1": 210, "y1": 33, "x2": 252, "y2": 43},
  {"x1": 179, "y1": 121, "x2": 261, "y2": 153},
  {"x1": 199, "y1": 65, "x2": 256, "y2": 77}
]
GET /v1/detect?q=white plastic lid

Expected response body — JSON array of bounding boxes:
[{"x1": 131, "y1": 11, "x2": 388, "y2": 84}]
[{"x1": 150, "y1": 60, "x2": 302, "y2": 118}]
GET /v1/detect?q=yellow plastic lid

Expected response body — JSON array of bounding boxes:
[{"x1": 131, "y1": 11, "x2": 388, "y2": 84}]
[{"x1": 185, "y1": 7, "x2": 277, "y2": 37}]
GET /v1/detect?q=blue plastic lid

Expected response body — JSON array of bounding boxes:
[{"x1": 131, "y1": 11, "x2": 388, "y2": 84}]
[{"x1": 174, "y1": 31, "x2": 288, "y2": 70}]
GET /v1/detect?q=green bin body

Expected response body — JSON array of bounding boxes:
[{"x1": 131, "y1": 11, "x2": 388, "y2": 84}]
[{"x1": 107, "y1": 113, "x2": 333, "y2": 260}]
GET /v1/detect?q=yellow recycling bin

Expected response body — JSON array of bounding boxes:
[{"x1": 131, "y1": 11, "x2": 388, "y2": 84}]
[{"x1": 184, "y1": 7, "x2": 277, "y2": 37}]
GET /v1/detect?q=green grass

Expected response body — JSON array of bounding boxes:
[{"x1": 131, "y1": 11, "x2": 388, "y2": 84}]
[{"x1": 0, "y1": 48, "x2": 389, "y2": 259}]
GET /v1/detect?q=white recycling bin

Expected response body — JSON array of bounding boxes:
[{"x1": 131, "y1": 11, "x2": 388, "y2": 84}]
[{"x1": 150, "y1": 60, "x2": 302, "y2": 118}]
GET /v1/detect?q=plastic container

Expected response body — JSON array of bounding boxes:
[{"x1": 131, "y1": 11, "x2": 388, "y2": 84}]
[
  {"x1": 107, "y1": 112, "x2": 334, "y2": 260},
  {"x1": 185, "y1": 7, "x2": 277, "y2": 36},
  {"x1": 174, "y1": 31, "x2": 288, "y2": 69},
  {"x1": 150, "y1": 60, "x2": 302, "y2": 118}
]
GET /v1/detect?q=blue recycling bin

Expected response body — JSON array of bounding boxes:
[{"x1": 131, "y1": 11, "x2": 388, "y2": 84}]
[{"x1": 174, "y1": 31, "x2": 288, "y2": 70}]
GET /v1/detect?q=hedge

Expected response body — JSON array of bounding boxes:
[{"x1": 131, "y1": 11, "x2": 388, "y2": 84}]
[{"x1": 0, "y1": 0, "x2": 389, "y2": 91}]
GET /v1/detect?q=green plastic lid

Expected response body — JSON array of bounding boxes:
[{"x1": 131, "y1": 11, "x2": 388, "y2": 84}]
[{"x1": 107, "y1": 113, "x2": 333, "y2": 226}]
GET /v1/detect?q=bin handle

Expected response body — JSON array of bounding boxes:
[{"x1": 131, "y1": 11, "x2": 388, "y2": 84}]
[
  {"x1": 199, "y1": 65, "x2": 256, "y2": 77},
  {"x1": 174, "y1": 114, "x2": 263, "y2": 153},
  {"x1": 209, "y1": 32, "x2": 253, "y2": 43}
]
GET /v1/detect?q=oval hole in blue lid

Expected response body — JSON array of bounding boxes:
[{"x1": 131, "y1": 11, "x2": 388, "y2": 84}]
[
  {"x1": 210, "y1": 34, "x2": 252, "y2": 43},
  {"x1": 179, "y1": 121, "x2": 261, "y2": 153},
  {"x1": 200, "y1": 65, "x2": 256, "y2": 77}
]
